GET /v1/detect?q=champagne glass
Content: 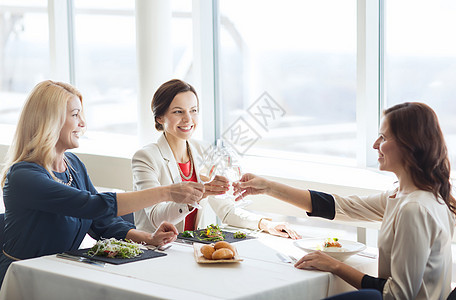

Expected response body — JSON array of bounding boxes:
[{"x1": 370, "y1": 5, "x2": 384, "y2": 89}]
[
  {"x1": 223, "y1": 159, "x2": 252, "y2": 208},
  {"x1": 198, "y1": 145, "x2": 219, "y2": 183},
  {"x1": 194, "y1": 144, "x2": 220, "y2": 209},
  {"x1": 213, "y1": 140, "x2": 252, "y2": 208}
]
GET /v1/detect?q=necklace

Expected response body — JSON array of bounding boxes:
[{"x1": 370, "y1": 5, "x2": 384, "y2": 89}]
[
  {"x1": 55, "y1": 160, "x2": 73, "y2": 186},
  {"x1": 177, "y1": 142, "x2": 194, "y2": 180}
]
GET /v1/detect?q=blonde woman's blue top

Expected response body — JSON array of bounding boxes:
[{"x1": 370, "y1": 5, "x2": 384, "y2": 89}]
[{"x1": 0, "y1": 152, "x2": 134, "y2": 285}]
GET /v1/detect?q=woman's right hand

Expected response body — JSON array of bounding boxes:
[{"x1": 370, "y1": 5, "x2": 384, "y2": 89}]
[
  {"x1": 168, "y1": 182, "x2": 205, "y2": 204},
  {"x1": 203, "y1": 175, "x2": 230, "y2": 198},
  {"x1": 294, "y1": 250, "x2": 341, "y2": 273},
  {"x1": 150, "y1": 221, "x2": 179, "y2": 246},
  {"x1": 232, "y1": 173, "x2": 270, "y2": 201}
]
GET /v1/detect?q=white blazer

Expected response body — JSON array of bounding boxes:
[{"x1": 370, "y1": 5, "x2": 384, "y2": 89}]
[{"x1": 132, "y1": 134, "x2": 263, "y2": 232}]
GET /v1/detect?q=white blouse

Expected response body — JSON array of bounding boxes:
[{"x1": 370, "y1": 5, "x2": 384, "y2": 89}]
[
  {"x1": 131, "y1": 134, "x2": 263, "y2": 233},
  {"x1": 334, "y1": 189, "x2": 455, "y2": 300}
]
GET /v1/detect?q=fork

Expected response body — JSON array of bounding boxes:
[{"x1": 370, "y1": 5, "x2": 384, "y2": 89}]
[
  {"x1": 56, "y1": 253, "x2": 105, "y2": 267},
  {"x1": 140, "y1": 244, "x2": 172, "y2": 251}
]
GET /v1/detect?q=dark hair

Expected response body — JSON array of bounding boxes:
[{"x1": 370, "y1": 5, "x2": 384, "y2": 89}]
[
  {"x1": 151, "y1": 79, "x2": 199, "y2": 131},
  {"x1": 384, "y1": 102, "x2": 456, "y2": 215}
]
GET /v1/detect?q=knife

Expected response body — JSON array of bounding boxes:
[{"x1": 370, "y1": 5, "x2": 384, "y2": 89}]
[{"x1": 56, "y1": 253, "x2": 105, "y2": 267}]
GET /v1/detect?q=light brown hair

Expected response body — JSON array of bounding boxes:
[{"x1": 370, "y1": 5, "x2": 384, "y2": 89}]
[{"x1": 384, "y1": 102, "x2": 456, "y2": 215}]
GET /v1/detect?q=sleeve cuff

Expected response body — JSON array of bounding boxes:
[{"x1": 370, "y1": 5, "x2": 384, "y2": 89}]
[
  {"x1": 361, "y1": 274, "x2": 387, "y2": 292},
  {"x1": 306, "y1": 190, "x2": 336, "y2": 220}
]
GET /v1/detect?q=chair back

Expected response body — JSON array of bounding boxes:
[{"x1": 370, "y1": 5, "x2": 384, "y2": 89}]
[
  {"x1": 120, "y1": 213, "x2": 134, "y2": 224},
  {"x1": 0, "y1": 213, "x2": 5, "y2": 251}
]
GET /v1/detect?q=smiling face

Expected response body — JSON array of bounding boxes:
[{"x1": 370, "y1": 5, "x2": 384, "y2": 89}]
[
  {"x1": 157, "y1": 91, "x2": 199, "y2": 144},
  {"x1": 56, "y1": 96, "x2": 85, "y2": 153},
  {"x1": 372, "y1": 117, "x2": 404, "y2": 174}
]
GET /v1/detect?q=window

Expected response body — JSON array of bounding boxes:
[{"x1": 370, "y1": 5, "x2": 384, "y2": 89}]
[
  {"x1": 73, "y1": 0, "x2": 193, "y2": 138},
  {"x1": 218, "y1": 0, "x2": 358, "y2": 165},
  {"x1": 0, "y1": 0, "x2": 453, "y2": 180},
  {"x1": 73, "y1": 1, "x2": 137, "y2": 135},
  {"x1": 385, "y1": 0, "x2": 456, "y2": 165},
  {"x1": 0, "y1": 0, "x2": 49, "y2": 129}
]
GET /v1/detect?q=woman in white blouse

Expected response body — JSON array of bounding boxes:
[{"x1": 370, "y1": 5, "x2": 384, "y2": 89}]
[
  {"x1": 132, "y1": 79, "x2": 300, "y2": 239},
  {"x1": 234, "y1": 102, "x2": 456, "y2": 299}
]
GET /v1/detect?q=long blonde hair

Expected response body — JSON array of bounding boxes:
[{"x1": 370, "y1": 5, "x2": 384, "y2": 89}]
[{"x1": 1, "y1": 80, "x2": 84, "y2": 187}]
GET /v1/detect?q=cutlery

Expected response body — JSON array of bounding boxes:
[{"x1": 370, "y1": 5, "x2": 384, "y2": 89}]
[
  {"x1": 56, "y1": 253, "x2": 105, "y2": 267},
  {"x1": 174, "y1": 238, "x2": 194, "y2": 246},
  {"x1": 142, "y1": 244, "x2": 172, "y2": 251},
  {"x1": 139, "y1": 243, "x2": 173, "y2": 251},
  {"x1": 276, "y1": 252, "x2": 297, "y2": 264}
]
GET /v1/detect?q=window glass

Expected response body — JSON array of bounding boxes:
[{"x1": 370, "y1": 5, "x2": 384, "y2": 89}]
[
  {"x1": 73, "y1": 0, "x2": 194, "y2": 140},
  {"x1": 73, "y1": 0, "x2": 137, "y2": 135},
  {"x1": 385, "y1": 0, "x2": 456, "y2": 166},
  {"x1": 171, "y1": 0, "x2": 193, "y2": 82},
  {"x1": 218, "y1": 0, "x2": 357, "y2": 164},
  {"x1": 0, "y1": 0, "x2": 49, "y2": 127}
]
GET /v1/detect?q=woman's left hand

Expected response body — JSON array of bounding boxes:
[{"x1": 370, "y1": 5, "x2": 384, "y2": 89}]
[
  {"x1": 150, "y1": 221, "x2": 179, "y2": 246},
  {"x1": 294, "y1": 250, "x2": 340, "y2": 272},
  {"x1": 260, "y1": 219, "x2": 301, "y2": 240},
  {"x1": 202, "y1": 175, "x2": 230, "y2": 198}
]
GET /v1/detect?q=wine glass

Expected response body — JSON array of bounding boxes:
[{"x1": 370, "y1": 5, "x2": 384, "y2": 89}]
[
  {"x1": 213, "y1": 141, "x2": 252, "y2": 208},
  {"x1": 198, "y1": 145, "x2": 219, "y2": 184}
]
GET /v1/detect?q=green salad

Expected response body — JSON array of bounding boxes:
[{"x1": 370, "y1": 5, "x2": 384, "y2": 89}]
[
  {"x1": 87, "y1": 238, "x2": 144, "y2": 259},
  {"x1": 199, "y1": 224, "x2": 225, "y2": 241},
  {"x1": 233, "y1": 231, "x2": 246, "y2": 239},
  {"x1": 182, "y1": 230, "x2": 194, "y2": 238}
]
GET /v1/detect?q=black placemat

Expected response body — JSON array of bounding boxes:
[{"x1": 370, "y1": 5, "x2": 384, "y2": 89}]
[
  {"x1": 178, "y1": 229, "x2": 256, "y2": 244},
  {"x1": 65, "y1": 248, "x2": 167, "y2": 265}
]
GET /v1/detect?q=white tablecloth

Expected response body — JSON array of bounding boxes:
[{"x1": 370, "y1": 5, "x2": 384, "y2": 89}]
[{"x1": 0, "y1": 234, "x2": 377, "y2": 300}]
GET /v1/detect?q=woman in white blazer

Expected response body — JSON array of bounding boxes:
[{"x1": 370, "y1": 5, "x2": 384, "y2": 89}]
[{"x1": 132, "y1": 79, "x2": 299, "y2": 239}]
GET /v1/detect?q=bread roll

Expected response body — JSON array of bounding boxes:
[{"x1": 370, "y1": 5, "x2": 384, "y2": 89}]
[
  {"x1": 214, "y1": 241, "x2": 236, "y2": 254},
  {"x1": 200, "y1": 245, "x2": 216, "y2": 259},
  {"x1": 212, "y1": 248, "x2": 234, "y2": 260}
]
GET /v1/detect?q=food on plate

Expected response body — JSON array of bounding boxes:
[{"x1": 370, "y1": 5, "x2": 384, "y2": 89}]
[
  {"x1": 182, "y1": 230, "x2": 194, "y2": 238},
  {"x1": 87, "y1": 238, "x2": 144, "y2": 259},
  {"x1": 214, "y1": 241, "x2": 235, "y2": 254},
  {"x1": 200, "y1": 244, "x2": 216, "y2": 259},
  {"x1": 317, "y1": 238, "x2": 345, "y2": 252},
  {"x1": 199, "y1": 224, "x2": 225, "y2": 241},
  {"x1": 233, "y1": 231, "x2": 246, "y2": 239},
  {"x1": 324, "y1": 237, "x2": 342, "y2": 248},
  {"x1": 200, "y1": 241, "x2": 236, "y2": 260},
  {"x1": 212, "y1": 248, "x2": 234, "y2": 260}
]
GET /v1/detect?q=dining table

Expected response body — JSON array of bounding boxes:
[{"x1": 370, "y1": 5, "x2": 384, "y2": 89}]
[{"x1": 0, "y1": 230, "x2": 378, "y2": 300}]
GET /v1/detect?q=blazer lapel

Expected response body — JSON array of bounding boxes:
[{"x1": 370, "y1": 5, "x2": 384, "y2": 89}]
[
  {"x1": 157, "y1": 134, "x2": 181, "y2": 184},
  {"x1": 188, "y1": 141, "x2": 202, "y2": 183}
]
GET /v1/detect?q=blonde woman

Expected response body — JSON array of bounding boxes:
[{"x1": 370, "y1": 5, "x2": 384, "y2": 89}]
[
  {"x1": 132, "y1": 79, "x2": 300, "y2": 238},
  {"x1": 0, "y1": 80, "x2": 204, "y2": 285}
]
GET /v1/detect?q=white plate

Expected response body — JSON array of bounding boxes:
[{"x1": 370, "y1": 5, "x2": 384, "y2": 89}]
[{"x1": 294, "y1": 238, "x2": 366, "y2": 262}]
